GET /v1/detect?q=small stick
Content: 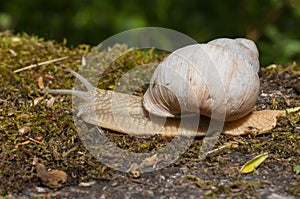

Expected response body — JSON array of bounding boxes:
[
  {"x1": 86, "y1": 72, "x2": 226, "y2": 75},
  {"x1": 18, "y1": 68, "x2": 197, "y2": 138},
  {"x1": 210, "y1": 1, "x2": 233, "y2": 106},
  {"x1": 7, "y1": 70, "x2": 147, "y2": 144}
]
[
  {"x1": 199, "y1": 141, "x2": 239, "y2": 159},
  {"x1": 14, "y1": 56, "x2": 69, "y2": 73},
  {"x1": 27, "y1": 137, "x2": 42, "y2": 144}
]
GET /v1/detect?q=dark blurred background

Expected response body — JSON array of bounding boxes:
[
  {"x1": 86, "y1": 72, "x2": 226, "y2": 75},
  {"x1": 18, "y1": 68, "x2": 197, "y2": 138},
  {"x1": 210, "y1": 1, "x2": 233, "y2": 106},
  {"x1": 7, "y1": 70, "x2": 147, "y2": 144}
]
[{"x1": 0, "y1": 0, "x2": 299, "y2": 66}]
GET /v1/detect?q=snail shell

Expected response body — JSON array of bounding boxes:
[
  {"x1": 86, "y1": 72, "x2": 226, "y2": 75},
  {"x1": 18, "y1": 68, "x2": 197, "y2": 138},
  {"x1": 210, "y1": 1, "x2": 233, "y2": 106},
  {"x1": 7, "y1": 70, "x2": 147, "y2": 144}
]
[
  {"x1": 143, "y1": 38, "x2": 260, "y2": 121},
  {"x1": 45, "y1": 38, "x2": 282, "y2": 137}
]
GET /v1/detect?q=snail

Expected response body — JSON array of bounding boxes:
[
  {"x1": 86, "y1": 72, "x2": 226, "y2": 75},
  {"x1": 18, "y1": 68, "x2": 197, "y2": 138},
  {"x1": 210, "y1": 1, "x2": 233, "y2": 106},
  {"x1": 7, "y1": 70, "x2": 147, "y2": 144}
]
[{"x1": 46, "y1": 38, "x2": 283, "y2": 137}]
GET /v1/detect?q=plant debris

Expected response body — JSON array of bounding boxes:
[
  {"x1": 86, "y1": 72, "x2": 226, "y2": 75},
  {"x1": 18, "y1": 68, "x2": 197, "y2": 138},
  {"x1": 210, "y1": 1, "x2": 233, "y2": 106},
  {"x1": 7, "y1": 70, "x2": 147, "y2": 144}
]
[
  {"x1": 32, "y1": 157, "x2": 68, "y2": 189},
  {"x1": 240, "y1": 153, "x2": 269, "y2": 173}
]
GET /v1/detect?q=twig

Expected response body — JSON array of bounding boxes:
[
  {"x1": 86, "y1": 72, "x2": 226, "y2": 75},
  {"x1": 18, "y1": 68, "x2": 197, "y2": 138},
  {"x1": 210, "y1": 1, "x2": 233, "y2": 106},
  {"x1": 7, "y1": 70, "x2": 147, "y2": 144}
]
[
  {"x1": 14, "y1": 56, "x2": 69, "y2": 73},
  {"x1": 27, "y1": 137, "x2": 42, "y2": 144},
  {"x1": 199, "y1": 141, "x2": 239, "y2": 160}
]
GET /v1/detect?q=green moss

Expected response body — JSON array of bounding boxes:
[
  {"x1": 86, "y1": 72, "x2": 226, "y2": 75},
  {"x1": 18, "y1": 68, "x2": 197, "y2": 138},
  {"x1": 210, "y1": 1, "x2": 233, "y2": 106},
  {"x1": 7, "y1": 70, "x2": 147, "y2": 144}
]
[
  {"x1": 0, "y1": 31, "x2": 92, "y2": 194},
  {"x1": 202, "y1": 180, "x2": 271, "y2": 199},
  {"x1": 0, "y1": 31, "x2": 170, "y2": 195}
]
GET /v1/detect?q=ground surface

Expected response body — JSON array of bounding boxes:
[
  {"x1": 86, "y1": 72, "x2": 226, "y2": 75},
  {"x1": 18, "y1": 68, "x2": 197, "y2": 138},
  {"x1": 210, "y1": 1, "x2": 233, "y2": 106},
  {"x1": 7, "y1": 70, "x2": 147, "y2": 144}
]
[{"x1": 0, "y1": 32, "x2": 299, "y2": 198}]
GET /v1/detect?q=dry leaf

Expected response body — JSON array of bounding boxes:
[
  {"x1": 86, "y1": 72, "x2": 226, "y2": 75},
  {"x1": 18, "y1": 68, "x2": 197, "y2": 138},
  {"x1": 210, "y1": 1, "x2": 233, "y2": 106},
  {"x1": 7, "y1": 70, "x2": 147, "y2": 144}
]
[
  {"x1": 32, "y1": 157, "x2": 67, "y2": 189},
  {"x1": 16, "y1": 113, "x2": 29, "y2": 119},
  {"x1": 33, "y1": 96, "x2": 44, "y2": 106},
  {"x1": 240, "y1": 153, "x2": 269, "y2": 173},
  {"x1": 127, "y1": 154, "x2": 160, "y2": 178},
  {"x1": 18, "y1": 126, "x2": 31, "y2": 134},
  {"x1": 7, "y1": 109, "x2": 15, "y2": 116},
  {"x1": 140, "y1": 154, "x2": 158, "y2": 168},
  {"x1": 46, "y1": 97, "x2": 56, "y2": 108},
  {"x1": 35, "y1": 136, "x2": 43, "y2": 141},
  {"x1": 45, "y1": 74, "x2": 55, "y2": 81},
  {"x1": 38, "y1": 76, "x2": 44, "y2": 89},
  {"x1": 285, "y1": 106, "x2": 300, "y2": 114}
]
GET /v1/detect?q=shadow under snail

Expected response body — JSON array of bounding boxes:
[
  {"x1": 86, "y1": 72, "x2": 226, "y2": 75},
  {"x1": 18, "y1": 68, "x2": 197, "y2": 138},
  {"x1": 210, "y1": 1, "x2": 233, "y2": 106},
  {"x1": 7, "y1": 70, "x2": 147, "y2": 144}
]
[{"x1": 46, "y1": 38, "x2": 283, "y2": 137}]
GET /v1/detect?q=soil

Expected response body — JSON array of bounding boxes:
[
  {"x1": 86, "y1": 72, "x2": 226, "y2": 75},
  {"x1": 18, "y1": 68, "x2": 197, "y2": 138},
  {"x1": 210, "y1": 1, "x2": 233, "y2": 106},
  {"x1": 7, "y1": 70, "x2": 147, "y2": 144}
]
[{"x1": 0, "y1": 31, "x2": 299, "y2": 199}]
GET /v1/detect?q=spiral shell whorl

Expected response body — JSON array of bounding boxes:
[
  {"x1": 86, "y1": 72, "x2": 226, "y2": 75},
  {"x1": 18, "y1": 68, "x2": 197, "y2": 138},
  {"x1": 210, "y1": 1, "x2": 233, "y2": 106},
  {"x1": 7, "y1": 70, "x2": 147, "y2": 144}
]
[{"x1": 143, "y1": 38, "x2": 260, "y2": 121}]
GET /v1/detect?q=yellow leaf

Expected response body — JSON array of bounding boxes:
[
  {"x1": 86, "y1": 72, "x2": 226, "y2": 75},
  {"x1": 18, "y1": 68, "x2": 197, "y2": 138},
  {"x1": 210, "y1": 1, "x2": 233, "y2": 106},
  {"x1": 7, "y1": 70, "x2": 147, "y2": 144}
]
[
  {"x1": 240, "y1": 153, "x2": 268, "y2": 174},
  {"x1": 286, "y1": 106, "x2": 300, "y2": 114}
]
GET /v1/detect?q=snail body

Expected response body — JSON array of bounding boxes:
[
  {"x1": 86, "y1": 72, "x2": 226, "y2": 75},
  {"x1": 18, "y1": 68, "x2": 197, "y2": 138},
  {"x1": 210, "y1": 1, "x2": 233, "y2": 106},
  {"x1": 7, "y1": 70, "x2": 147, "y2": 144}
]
[{"x1": 46, "y1": 38, "x2": 282, "y2": 137}]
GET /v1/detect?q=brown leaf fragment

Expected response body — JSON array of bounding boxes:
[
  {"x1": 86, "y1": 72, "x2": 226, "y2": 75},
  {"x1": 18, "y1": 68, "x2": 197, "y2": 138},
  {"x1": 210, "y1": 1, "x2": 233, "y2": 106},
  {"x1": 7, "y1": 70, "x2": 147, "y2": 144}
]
[
  {"x1": 38, "y1": 76, "x2": 44, "y2": 89},
  {"x1": 18, "y1": 126, "x2": 31, "y2": 135},
  {"x1": 127, "y1": 154, "x2": 160, "y2": 178},
  {"x1": 35, "y1": 136, "x2": 43, "y2": 141},
  {"x1": 46, "y1": 97, "x2": 56, "y2": 108},
  {"x1": 33, "y1": 96, "x2": 44, "y2": 106},
  {"x1": 45, "y1": 74, "x2": 55, "y2": 81},
  {"x1": 32, "y1": 157, "x2": 67, "y2": 189},
  {"x1": 7, "y1": 109, "x2": 15, "y2": 116},
  {"x1": 16, "y1": 113, "x2": 29, "y2": 119},
  {"x1": 140, "y1": 154, "x2": 159, "y2": 168}
]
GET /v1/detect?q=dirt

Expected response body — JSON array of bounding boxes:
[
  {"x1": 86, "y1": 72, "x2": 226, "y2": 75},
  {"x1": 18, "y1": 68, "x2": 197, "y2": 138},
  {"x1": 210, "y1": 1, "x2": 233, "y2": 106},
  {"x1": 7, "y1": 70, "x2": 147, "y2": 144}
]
[{"x1": 0, "y1": 31, "x2": 299, "y2": 199}]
